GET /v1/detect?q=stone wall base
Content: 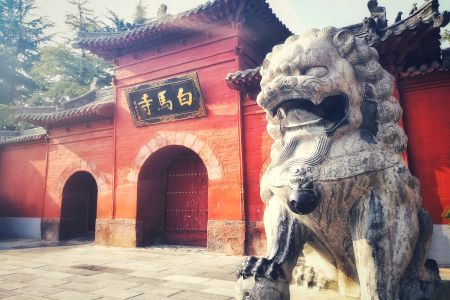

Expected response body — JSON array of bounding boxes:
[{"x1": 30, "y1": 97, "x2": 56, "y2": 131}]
[
  {"x1": 207, "y1": 220, "x2": 245, "y2": 255},
  {"x1": 96, "y1": 219, "x2": 138, "y2": 247},
  {"x1": 42, "y1": 217, "x2": 259, "y2": 256},
  {"x1": 42, "y1": 217, "x2": 98, "y2": 241},
  {"x1": 246, "y1": 221, "x2": 266, "y2": 256},
  {"x1": 428, "y1": 224, "x2": 450, "y2": 266},
  {"x1": 41, "y1": 218, "x2": 60, "y2": 241},
  {"x1": 0, "y1": 217, "x2": 41, "y2": 239}
]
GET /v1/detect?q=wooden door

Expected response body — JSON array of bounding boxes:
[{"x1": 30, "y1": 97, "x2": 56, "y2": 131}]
[{"x1": 165, "y1": 153, "x2": 208, "y2": 246}]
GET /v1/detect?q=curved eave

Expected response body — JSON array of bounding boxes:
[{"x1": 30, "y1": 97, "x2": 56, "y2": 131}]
[
  {"x1": 226, "y1": 0, "x2": 450, "y2": 92},
  {"x1": 75, "y1": 0, "x2": 291, "y2": 59},
  {"x1": 373, "y1": 11, "x2": 449, "y2": 47},
  {"x1": 225, "y1": 67, "x2": 261, "y2": 91},
  {"x1": 0, "y1": 133, "x2": 47, "y2": 146},
  {"x1": 399, "y1": 59, "x2": 450, "y2": 78},
  {"x1": 342, "y1": 0, "x2": 449, "y2": 50},
  {"x1": 16, "y1": 101, "x2": 115, "y2": 129}
]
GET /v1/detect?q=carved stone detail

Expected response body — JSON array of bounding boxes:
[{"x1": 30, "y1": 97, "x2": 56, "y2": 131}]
[{"x1": 236, "y1": 27, "x2": 443, "y2": 300}]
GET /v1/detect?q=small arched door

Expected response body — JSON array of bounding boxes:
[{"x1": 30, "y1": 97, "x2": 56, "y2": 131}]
[
  {"x1": 60, "y1": 171, "x2": 98, "y2": 240},
  {"x1": 165, "y1": 152, "x2": 208, "y2": 246}
]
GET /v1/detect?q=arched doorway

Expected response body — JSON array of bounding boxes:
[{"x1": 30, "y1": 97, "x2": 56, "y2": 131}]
[
  {"x1": 60, "y1": 171, "x2": 98, "y2": 240},
  {"x1": 137, "y1": 146, "x2": 208, "y2": 247}
]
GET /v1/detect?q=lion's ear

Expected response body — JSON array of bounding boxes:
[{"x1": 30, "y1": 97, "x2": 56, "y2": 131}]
[{"x1": 333, "y1": 30, "x2": 355, "y2": 57}]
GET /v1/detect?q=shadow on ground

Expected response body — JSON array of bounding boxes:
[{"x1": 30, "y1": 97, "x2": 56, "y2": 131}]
[
  {"x1": 0, "y1": 239, "x2": 448, "y2": 300},
  {"x1": 0, "y1": 235, "x2": 93, "y2": 250}
]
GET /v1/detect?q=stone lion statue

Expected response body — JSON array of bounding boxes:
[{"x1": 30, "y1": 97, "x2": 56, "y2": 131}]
[{"x1": 236, "y1": 27, "x2": 444, "y2": 300}]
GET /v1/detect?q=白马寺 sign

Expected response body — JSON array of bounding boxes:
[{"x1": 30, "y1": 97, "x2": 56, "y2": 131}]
[{"x1": 126, "y1": 73, "x2": 206, "y2": 126}]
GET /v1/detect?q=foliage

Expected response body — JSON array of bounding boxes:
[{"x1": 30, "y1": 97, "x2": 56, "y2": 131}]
[
  {"x1": 0, "y1": 0, "x2": 149, "y2": 130},
  {"x1": 0, "y1": 104, "x2": 17, "y2": 130},
  {"x1": 65, "y1": 0, "x2": 102, "y2": 34},
  {"x1": 28, "y1": 0, "x2": 113, "y2": 107},
  {"x1": 0, "y1": 103, "x2": 33, "y2": 130},
  {"x1": 134, "y1": 0, "x2": 147, "y2": 25},
  {"x1": 103, "y1": 9, "x2": 138, "y2": 32},
  {"x1": 0, "y1": 0, "x2": 53, "y2": 105},
  {"x1": 443, "y1": 29, "x2": 450, "y2": 42},
  {"x1": 66, "y1": 0, "x2": 150, "y2": 34},
  {"x1": 104, "y1": 1, "x2": 151, "y2": 32},
  {"x1": 29, "y1": 44, "x2": 113, "y2": 106},
  {"x1": 104, "y1": 9, "x2": 128, "y2": 32}
]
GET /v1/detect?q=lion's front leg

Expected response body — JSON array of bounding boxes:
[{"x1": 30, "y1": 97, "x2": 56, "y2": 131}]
[
  {"x1": 237, "y1": 196, "x2": 305, "y2": 282},
  {"x1": 350, "y1": 185, "x2": 419, "y2": 300}
]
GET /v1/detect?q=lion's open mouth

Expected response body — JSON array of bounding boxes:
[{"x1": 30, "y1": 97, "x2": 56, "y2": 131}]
[{"x1": 274, "y1": 94, "x2": 349, "y2": 135}]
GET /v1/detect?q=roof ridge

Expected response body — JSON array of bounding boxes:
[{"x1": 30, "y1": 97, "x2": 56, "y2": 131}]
[
  {"x1": 77, "y1": 0, "x2": 221, "y2": 39},
  {"x1": 342, "y1": 0, "x2": 447, "y2": 39},
  {"x1": 76, "y1": 0, "x2": 291, "y2": 59},
  {"x1": 0, "y1": 127, "x2": 47, "y2": 146},
  {"x1": 75, "y1": 0, "x2": 224, "y2": 45}
]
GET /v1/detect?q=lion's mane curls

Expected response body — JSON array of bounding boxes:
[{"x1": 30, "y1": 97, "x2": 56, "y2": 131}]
[{"x1": 259, "y1": 27, "x2": 407, "y2": 153}]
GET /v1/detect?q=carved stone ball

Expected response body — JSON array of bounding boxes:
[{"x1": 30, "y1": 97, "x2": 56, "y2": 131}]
[{"x1": 235, "y1": 277, "x2": 290, "y2": 300}]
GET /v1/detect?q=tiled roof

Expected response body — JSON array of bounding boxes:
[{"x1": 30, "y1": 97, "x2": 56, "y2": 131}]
[
  {"x1": 225, "y1": 67, "x2": 261, "y2": 91},
  {"x1": 226, "y1": 0, "x2": 449, "y2": 91},
  {"x1": 16, "y1": 87, "x2": 115, "y2": 128},
  {"x1": 76, "y1": 0, "x2": 291, "y2": 59},
  {"x1": 345, "y1": 0, "x2": 449, "y2": 67},
  {"x1": 0, "y1": 128, "x2": 47, "y2": 146},
  {"x1": 344, "y1": 0, "x2": 448, "y2": 40},
  {"x1": 226, "y1": 49, "x2": 450, "y2": 89},
  {"x1": 399, "y1": 48, "x2": 450, "y2": 78}
]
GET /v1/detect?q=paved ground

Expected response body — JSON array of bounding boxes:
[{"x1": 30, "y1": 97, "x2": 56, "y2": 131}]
[
  {"x1": 0, "y1": 240, "x2": 242, "y2": 300},
  {"x1": 0, "y1": 239, "x2": 448, "y2": 300}
]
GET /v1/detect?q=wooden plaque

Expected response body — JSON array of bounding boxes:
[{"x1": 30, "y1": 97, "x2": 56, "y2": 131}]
[{"x1": 126, "y1": 72, "x2": 206, "y2": 126}]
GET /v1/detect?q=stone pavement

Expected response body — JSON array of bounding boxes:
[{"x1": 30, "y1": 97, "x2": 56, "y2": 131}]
[
  {"x1": 0, "y1": 240, "x2": 242, "y2": 300},
  {"x1": 0, "y1": 239, "x2": 448, "y2": 300}
]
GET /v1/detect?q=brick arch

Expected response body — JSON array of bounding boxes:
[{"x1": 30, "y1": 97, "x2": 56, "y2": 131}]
[
  {"x1": 127, "y1": 131, "x2": 223, "y2": 184},
  {"x1": 56, "y1": 161, "x2": 109, "y2": 198}
]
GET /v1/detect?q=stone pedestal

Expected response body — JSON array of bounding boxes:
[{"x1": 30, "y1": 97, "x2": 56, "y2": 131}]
[
  {"x1": 207, "y1": 220, "x2": 245, "y2": 255},
  {"x1": 236, "y1": 277, "x2": 290, "y2": 300},
  {"x1": 95, "y1": 218, "x2": 139, "y2": 247}
]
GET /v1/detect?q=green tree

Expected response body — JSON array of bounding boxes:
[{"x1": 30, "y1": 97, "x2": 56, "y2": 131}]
[
  {"x1": 104, "y1": 9, "x2": 128, "y2": 32},
  {"x1": 29, "y1": 44, "x2": 112, "y2": 106},
  {"x1": 0, "y1": 0, "x2": 53, "y2": 105},
  {"x1": 443, "y1": 29, "x2": 450, "y2": 42},
  {"x1": 24, "y1": 0, "x2": 113, "y2": 107},
  {"x1": 134, "y1": 0, "x2": 147, "y2": 25},
  {"x1": 65, "y1": 0, "x2": 102, "y2": 34},
  {"x1": 0, "y1": 104, "x2": 18, "y2": 130}
]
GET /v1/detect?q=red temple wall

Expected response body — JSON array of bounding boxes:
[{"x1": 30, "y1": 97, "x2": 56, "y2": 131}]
[
  {"x1": 1, "y1": 19, "x2": 448, "y2": 258},
  {"x1": 0, "y1": 143, "x2": 47, "y2": 239},
  {"x1": 241, "y1": 71, "x2": 450, "y2": 255},
  {"x1": 110, "y1": 25, "x2": 247, "y2": 252},
  {"x1": 237, "y1": 34, "x2": 267, "y2": 70},
  {"x1": 236, "y1": 30, "x2": 273, "y2": 255},
  {"x1": 0, "y1": 143, "x2": 47, "y2": 217},
  {"x1": 242, "y1": 93, "x2": 271, "y2": 255},
  {"x1": 400, "y1": 72, "x2": 450, "y2": 225},
  {"x1": 41, "y1": 120, "x2": 114, "y2": 240},
  {"x1": 400, "y1": 71, "x2": 450, "y2": 263}
]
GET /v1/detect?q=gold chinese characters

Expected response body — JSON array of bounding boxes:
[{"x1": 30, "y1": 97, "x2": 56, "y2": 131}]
[
  {"x1": 158, "y1": 91, "x2": 173, "y2": 111},
  {"x1": 177, "y1": 88, "x2": 193, "y2": 106},
  {"x1": 138, "y1": 93, "x2": 153, "y2": 116},
  {"x1": 137, "y1": 87, "x2": 194, "y2": 117}
]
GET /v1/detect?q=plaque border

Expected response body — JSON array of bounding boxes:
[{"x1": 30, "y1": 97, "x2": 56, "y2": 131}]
[{"x1": 125, "y1": 72, "x2": 206, "y2": 127}]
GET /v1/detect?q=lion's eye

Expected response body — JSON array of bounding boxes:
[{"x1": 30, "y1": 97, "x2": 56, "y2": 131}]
[{"x1": 304, "y1": 67, "x2": 328, "y2": 78}]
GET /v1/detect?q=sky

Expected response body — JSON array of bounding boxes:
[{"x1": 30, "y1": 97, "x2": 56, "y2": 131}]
[{"x1": 34, "y1": 0, "x2": 450, "y2": 42}]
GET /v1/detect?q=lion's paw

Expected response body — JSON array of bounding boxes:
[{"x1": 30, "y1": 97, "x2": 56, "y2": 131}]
[
  {"x1": 236, "y1": 256, "x2": 285, "y2": 280},
  {"x1": 294, "y1": 265, "x2": 338, "y2": 290},
  {"x1": 294, "y1": 265, "x2": 317, "y2": 287}
]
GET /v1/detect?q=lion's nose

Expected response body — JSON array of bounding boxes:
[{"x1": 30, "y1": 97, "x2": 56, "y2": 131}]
[{"x1": 288, "y1": 185, "x2": 320, "y2": 215}]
